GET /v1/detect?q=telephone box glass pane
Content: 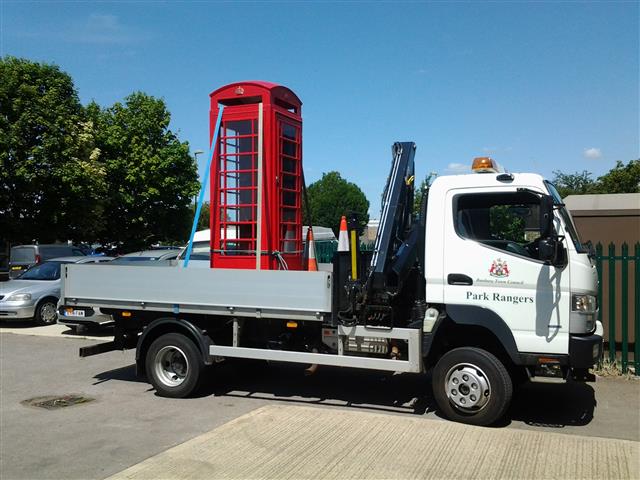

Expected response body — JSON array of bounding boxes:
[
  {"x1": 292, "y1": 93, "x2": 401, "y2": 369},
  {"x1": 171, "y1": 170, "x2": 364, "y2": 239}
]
[
  {"x1": 278, "y1": 120, "x2": 301, "y2": 253},
  {"x1": 283, "y1": 124, "x2": 297, "y2": 140},
  {"x1": 283, "y1": 141, "x2": 296, "y2": 157}
]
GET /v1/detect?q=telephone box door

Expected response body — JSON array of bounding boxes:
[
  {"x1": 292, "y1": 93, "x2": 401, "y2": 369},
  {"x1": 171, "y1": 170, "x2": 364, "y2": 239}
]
[
  {"x1": 275, "y1": 115, "x2": 303, "y2": 270},
  {"x1": 213, "y1": 106, "x2": 261, "y2": 269}
]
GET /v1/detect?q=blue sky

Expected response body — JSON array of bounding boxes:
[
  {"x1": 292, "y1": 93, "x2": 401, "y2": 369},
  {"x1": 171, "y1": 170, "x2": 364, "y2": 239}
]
[{"x1": 2, "y1": 1, "x2": 638, "y2": 216}]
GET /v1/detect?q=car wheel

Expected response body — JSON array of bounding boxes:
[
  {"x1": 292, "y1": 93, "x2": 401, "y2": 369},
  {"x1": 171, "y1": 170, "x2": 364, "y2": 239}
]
[
  {"x1": 145, "y1": 333, "x2": 203, "y2": 398},
  {"x1": 432, "y1": 347, "x2": 512, "y2": 426},
  {"x1": 35, "y1": 299, "x2": 58, "y2": 326}
]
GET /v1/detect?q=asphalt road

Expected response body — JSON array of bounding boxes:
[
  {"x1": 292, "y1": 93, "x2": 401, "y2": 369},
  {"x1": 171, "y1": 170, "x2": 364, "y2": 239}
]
[{"x1": 1, "y1": 326, "x2": 639, "y2": 479}]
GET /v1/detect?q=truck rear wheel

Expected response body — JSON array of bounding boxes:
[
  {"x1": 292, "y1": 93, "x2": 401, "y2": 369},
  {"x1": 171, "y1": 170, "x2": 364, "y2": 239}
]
[
  {"x1": 432, "y1": 347, "x2": 512, "y2": 426},
  {"x1": 146, "y1": 333, "x2": 203, "y2": 398}
]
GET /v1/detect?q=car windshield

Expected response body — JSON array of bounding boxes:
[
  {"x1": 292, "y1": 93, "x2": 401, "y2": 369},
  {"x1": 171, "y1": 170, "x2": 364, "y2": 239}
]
[
  {"x1": 18, "y1": 261, "x2": 66, "y2": 280},
  {"x1": 177, "y1": 241, "x2": 211, "y2": 261}
]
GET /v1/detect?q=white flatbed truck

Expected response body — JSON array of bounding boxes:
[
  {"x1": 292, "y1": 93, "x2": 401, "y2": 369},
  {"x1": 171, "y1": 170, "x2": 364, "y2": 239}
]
[{"x1": 61, "y1": 143, "x2": 603, "y2": 426}]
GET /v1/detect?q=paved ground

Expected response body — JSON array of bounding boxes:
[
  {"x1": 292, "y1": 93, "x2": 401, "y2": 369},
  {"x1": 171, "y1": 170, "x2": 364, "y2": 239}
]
[
  {"x1": 1, "y1": 325, "x2": 639, "y2": 479},
  {"x1": 0, "y1": 321, "x2": 112, "y2": 341},
  {"x1": 108, "y1": 405, "x2": 639, "y2": 480}
]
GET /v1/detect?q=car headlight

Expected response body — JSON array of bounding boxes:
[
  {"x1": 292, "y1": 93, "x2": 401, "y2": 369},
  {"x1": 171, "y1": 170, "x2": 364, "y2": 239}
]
[
  {"x1": 572, "y1": 294, "x2": 597, "y2": 313},
  {"x1": 8, "y1": 293, "x2": 32, "y2": 302}
]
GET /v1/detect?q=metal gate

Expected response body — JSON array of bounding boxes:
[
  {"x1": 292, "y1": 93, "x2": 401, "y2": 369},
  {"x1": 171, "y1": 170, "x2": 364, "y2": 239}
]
[{"x1": 595, "y1": 242, "x2": 640, "y2": 375}]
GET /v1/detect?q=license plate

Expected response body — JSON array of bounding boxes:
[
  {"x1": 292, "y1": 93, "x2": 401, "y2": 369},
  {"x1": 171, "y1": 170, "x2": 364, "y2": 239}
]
[
  {"x1": 65, "y1": 309, "x2": 85, "y2": 317},
  {"x1": 11, "y1": 266, "x2": 22, "y2": 270}
]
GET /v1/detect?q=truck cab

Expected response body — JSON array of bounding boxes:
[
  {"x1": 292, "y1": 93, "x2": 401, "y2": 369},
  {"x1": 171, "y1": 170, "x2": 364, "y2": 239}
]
[{"x1": 424, "y1": 164, "x2": 601, "y2": 373}]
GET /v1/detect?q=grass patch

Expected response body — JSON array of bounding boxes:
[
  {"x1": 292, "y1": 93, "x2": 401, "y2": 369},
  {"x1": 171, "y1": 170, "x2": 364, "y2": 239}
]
[{"x1": 592, "y1": 358, "x2": 637, "y2": 379}]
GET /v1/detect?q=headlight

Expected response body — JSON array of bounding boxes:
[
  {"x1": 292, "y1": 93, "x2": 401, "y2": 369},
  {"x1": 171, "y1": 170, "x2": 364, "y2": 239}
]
[
  {"x1": 7, "y1": 293, "x2": 32, "y2": 302},
  {"x1": 572, "y1": 294, "x2": 597, "y2": 313}
]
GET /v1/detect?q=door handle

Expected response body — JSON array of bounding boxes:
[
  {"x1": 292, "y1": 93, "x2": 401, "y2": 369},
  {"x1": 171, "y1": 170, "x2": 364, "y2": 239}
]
[{"x1": 447, "y1": 273, "x2": 473, "y2": 286}]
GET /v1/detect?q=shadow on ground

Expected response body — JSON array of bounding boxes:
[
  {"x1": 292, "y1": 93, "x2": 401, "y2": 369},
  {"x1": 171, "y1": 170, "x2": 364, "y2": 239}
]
[
  {"x1": 508, "y1": 381, "x2": 596, "y2": 428},
  {"x1": 0, "y1": 320, "x2": 114, "y2": 338},
  {"x1": 93, "y1": 364, "x2": 147, "y2": 385},
  {"x1": 93, "y1": 360, "x2": 596, "y2": 428},
  {"x1": 0, "y1": 320, "x2": 40, "y2": 328},
  {"x1": 61, "y1": 325, "x2": 115, "y2": 338}
]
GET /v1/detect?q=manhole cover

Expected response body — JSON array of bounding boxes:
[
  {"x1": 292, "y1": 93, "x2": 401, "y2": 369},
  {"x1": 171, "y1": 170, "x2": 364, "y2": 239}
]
[{"x1": 21, "y1": 394, "x2": 95, "y2": 410}]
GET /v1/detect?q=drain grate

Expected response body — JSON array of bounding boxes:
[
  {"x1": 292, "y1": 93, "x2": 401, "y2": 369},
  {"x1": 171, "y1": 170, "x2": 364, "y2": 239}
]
[{"x1": 22, "y1": 394, "x2": 95, "y2": 410}]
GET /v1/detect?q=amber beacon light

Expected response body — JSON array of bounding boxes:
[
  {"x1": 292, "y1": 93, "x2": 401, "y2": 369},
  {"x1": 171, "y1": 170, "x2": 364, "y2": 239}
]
[{"x1": 472, "y1": 156, "x2": 504, "y2": 173}]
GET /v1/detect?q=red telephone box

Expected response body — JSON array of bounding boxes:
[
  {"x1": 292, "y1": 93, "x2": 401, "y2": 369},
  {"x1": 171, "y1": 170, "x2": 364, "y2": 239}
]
[{"x1": 209, "y1": 81, "x2": 304, "y2": 270}]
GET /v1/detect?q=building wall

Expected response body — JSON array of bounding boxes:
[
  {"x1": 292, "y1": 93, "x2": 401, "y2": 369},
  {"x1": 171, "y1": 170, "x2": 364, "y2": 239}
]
[
  {"x1": 569, "y1": 211, "x2": 638, "y2": 345},
  {"x1": 573, "y1": 215, "x2": 640, "y2": 248}
]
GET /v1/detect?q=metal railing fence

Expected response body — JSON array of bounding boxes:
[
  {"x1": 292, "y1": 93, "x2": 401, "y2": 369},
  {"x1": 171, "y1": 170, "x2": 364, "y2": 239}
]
[{"x1": 595, "y1": 242, "x2": 639, "y2": 375}]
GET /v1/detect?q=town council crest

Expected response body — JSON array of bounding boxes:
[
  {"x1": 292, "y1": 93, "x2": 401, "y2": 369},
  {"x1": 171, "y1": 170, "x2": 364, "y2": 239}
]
[{"x1": 489, "y1": 258, "x2": 510, "y2": 278}]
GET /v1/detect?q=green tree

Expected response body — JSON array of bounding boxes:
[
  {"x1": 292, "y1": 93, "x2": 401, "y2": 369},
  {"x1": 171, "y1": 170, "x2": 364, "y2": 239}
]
[
  {"x1": 305, "y1": 171, "x2": 369, "y2": 235},
  {"x1": 413, "y1": 172, "x2": 437, "y2": 215},
  {"x1": 552, "y1": 160, "x2": 640, "y2": 198},
  {"x1": 196, "y1": 201, "x2": 210, "y2": 231},
  {"x1": 597, "y1": 159, "x2": 640, "y2": 193},
  {"x1": 0, "y1": 56, "x2": 106, "y2": 244},
  {"x1": 89, "y1": 93, "x2": 199, "y2": 250},
  {"x1": 551, "y1": 170, "x2": 597, "y2": 198}
]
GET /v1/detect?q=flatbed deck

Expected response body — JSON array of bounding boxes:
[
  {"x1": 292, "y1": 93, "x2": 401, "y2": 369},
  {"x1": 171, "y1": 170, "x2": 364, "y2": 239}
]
[{"x1": 62, "y1": 265, "x2": 333, "y2": 321}]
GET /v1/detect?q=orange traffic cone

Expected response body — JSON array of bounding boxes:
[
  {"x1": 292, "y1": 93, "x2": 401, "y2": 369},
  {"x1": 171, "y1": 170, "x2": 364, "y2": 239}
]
[
  {"x1": 337, "y1": 215, "x2": 349, "y2": 252},
  {"x1": 307, "y1": 228, "x2": 318, "y2": 271}
]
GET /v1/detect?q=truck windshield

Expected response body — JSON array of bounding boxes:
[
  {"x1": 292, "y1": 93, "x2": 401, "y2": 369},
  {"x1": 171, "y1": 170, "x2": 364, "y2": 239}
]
[{"x1": 544, "y1": 181, "x2": 588, "y2": 253}]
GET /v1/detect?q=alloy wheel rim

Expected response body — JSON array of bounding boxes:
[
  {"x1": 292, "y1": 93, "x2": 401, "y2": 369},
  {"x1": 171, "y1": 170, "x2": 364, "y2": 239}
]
[{"x1": 41, "y1": 303, "x2": 57, "y2": 324}]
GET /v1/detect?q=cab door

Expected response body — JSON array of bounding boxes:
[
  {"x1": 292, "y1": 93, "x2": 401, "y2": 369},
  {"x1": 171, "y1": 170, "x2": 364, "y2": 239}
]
[{"x1": 442, "y1": 188, "x2": 570, "y2": 355}]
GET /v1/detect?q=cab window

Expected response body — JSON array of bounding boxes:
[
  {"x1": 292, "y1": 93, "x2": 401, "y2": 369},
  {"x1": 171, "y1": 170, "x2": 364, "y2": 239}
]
[{"x1": 454, "y1": 191, "x2": 545, "y2": 260}]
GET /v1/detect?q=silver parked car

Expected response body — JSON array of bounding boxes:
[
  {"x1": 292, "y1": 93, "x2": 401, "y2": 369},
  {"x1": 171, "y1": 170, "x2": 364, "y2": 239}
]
[
  {"x1": 0, "y1": 256, "x2": 112, "y2": 325},
  {"x1": 56, "y1": 256, "x2": 116, "y2": 331},
  {"x1": 109, "y1": 249, "x2": 182, "y2": 266}
]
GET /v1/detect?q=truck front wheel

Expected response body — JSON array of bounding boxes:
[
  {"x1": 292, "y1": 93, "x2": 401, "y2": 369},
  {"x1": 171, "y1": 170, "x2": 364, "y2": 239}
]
[
  {"x1": 432, "y1": 347, "x2": 512, "y2": 426},
  {"x1": 146, "y1": 333, "x2": 203, "y2": 398}
]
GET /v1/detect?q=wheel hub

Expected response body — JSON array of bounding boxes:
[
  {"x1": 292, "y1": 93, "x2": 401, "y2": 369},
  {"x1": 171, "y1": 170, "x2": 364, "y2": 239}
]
[
  {"x1": 445, "y1": 363, "x2": 491, "y2": 412},
  {"x1": 155, "y1": 346, "x2": 189, "y2": 387}
]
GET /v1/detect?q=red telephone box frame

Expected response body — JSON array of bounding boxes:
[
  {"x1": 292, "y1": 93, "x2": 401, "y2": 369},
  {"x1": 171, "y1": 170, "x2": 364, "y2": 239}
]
[{"x1": 209, "y1": 81, "x2": 304, "y2": 270}]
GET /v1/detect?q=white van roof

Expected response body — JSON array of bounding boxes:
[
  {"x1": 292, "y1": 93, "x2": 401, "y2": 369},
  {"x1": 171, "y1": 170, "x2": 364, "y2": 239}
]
[
  {"x1": 192, "y1": 229, "x2": 210, "y2": 242},
  {"x1": 191, "y1": 227, "x2": 336, "y2": 244}
]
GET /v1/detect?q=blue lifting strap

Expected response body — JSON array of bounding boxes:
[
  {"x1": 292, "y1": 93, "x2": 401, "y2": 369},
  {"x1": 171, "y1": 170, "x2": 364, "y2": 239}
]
[{"x1": 183, "y1": 105, "x2": 225, "y2": 268}]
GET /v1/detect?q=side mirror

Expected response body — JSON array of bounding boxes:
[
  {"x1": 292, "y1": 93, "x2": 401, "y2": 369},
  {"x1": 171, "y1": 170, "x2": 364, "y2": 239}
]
[
  {"x1": 539, "y1": 237, "x2": 567, "y2": 268},
  {"x1": 539, "y1": 195, "x2": 554, "y2": 239},
  {"x1": 538, "y1": 194, "x2": 567, "y2": 267}
]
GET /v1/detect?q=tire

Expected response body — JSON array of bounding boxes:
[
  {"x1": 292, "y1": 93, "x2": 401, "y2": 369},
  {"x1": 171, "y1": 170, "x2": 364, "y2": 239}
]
[
  {"x1": 145, "y1": 333, "x2": 203, "y2": 398},
  {"x1": 432, "y1": 347, "x2": 512, "y2": 426},
  {"x1": 35, "y1": 298, "x2": 58, "y2": 326}
]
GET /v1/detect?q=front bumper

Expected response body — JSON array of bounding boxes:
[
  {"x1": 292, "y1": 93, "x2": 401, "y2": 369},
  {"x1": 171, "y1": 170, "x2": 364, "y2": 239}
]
[
  {"x1": 0, "y1": 304, "x2": 37, "y2": 320},
  {"x1": 569, "y1": 333, "x2": 603, "y2": 369},
  {"x1": 57, "y1": 306, "x2": 114, "y2": 327}
]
